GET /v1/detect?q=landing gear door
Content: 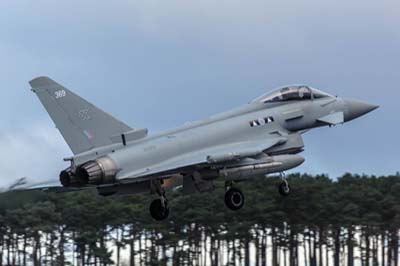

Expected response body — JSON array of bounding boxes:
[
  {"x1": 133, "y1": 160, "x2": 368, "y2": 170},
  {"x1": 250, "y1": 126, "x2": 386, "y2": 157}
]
[{"x1": 183, "y1": 173, "x2": 215, "y2": 194}]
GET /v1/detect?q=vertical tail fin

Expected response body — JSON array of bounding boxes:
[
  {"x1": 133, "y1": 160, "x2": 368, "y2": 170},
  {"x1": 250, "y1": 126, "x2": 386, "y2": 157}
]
[{"x1": 29, "y1": 77, "x2": 132, "y2": 155}]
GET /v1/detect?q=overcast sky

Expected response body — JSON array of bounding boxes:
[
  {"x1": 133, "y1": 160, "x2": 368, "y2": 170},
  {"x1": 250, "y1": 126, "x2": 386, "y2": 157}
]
[{"x1": 0, "y1": 0, "x2": 398, "y2": 187}]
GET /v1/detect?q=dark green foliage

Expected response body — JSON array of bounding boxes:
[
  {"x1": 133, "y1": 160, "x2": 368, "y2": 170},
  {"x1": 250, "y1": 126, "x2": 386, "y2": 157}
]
[{"x1": 0, "y1": 173, "x2": 399, "y2": 266}]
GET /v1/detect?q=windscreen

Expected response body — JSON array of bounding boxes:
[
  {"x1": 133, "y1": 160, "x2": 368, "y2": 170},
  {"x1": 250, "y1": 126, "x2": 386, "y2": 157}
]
[{"x1": 252, "y1": 86, "x2": 332, "y2": 103}]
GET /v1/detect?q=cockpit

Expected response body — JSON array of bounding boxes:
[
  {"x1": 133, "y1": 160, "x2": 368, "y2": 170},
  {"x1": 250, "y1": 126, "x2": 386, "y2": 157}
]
[{"x1": 252, "y1": 85, "x2": 333, "y2": 104}]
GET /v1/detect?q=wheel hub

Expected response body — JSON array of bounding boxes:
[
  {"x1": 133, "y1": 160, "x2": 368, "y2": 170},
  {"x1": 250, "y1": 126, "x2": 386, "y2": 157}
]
[
  {"x1": 232, "y1": 193, "x2": 243, "y2": 206},
  {"x1": 225, "y1": 188, "x2": 245, "y2": 211}
]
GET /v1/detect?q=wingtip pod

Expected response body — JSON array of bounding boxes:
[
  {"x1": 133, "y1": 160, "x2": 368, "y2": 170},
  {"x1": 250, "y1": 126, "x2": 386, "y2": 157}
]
[{"x1": 29, "y1": 76, "x2": 60, "y2": 91}]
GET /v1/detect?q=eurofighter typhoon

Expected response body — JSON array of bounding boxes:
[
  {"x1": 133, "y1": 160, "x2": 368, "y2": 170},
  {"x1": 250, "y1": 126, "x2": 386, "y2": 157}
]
[{"x1": 28, "y1": 77, "x2": 378, "y2": 220}]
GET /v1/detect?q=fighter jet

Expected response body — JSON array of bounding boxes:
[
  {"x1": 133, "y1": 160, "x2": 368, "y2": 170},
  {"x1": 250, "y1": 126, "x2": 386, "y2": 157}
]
[{"x1": 28, "y1": 77, "x2": 378, "y2": 220}]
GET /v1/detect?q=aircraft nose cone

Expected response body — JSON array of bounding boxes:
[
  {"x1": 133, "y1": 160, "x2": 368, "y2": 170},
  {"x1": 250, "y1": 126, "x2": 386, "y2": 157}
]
[{"x1": 343, "y1": 99, "x2": 379, "y2": 122}]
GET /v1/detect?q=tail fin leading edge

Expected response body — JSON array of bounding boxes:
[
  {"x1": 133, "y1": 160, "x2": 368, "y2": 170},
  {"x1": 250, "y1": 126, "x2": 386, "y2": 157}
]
[{"x1": 29, "y1": 77, "x2": 133, "y2": 155}]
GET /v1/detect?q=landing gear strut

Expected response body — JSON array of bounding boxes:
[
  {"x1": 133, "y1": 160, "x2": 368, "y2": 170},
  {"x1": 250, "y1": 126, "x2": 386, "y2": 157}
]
[
  {"x1": 149, "y1": 182, "x2": 170, "y2": 221},
  {"x1": 278, "y1": 172, "x2": 291, "y2": 196},
  {"x1": 225, "y1": 182, "x2": 245, "y2": 211}
]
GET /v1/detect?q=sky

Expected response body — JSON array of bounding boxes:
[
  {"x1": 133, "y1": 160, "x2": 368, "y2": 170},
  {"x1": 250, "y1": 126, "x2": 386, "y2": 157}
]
[{"x1": 0, "y1": 0, "x2": 399, "y2": 187}]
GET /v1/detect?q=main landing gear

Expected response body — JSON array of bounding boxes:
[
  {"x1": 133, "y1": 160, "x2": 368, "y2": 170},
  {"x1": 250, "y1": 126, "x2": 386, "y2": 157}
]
[
  {"x1": 278, "y1": 172, "x2": 291, "y2": 196},
  {"x1": 149, "y1": 173, "x2": 291, "y2": 219},
  {"x1": 225, "y1": 182, "x2": 245, "y2": 211},
  {"x1": 149, "y1": 182, "x2": 170, "y2": 221},
  {"x1": 150, "y1": 197, "x2": 170, "y2": 221}
]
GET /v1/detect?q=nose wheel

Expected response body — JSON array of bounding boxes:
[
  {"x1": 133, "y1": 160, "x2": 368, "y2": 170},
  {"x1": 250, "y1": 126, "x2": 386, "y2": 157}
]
[
  {"x1": 278, "y1": 172, "x2": 291, "y2": 196},
  {"x1": 225, "y1": 182, "x2": 245, "y2": 211}
]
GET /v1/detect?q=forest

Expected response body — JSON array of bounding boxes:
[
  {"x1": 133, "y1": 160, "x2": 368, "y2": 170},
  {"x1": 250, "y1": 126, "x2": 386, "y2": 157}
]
[{"x1": 0, "y1": 173, "x2": 399, "y2": 266}]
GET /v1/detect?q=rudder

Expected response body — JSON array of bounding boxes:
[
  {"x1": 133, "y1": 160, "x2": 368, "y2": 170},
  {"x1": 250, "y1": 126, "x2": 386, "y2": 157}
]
[{"x1": 30, "y1": 77, "x2": 132, "y2": 155}]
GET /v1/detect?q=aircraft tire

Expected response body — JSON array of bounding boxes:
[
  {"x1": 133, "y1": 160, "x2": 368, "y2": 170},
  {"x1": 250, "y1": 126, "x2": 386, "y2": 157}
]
[
  {"x1": 279, "y1": 182, "x2": 291, "y2": 196},
  {"x1": 150, "y1": 199, "x2": 170, "y2": 221},
  {"x1": 225, "y1": 188, "x2": 245, "y2": 211}
]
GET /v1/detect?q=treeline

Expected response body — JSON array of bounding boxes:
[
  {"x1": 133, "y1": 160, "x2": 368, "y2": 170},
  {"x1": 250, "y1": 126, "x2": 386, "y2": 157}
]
[{"x1": 0, "y1": 173, "x2": 399, "y2": 266}]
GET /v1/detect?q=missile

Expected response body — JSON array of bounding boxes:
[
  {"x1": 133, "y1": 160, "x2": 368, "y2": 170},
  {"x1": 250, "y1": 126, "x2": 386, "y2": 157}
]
[{"x1": 220, "y1": 154, "x2": 305, "y2": 180}]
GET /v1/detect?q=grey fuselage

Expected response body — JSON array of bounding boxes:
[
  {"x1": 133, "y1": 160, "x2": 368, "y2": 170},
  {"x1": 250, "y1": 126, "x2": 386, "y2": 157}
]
[
  {"x1": 73, "y1": 96, "x2": 348, "y2": 182},
  {"x1": 28, "y1": 78, "x2": 378, "y2": 195}
]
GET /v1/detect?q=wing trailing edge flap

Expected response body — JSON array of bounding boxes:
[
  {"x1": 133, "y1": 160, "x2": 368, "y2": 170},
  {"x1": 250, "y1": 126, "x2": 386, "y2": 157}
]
[{"x1": 118, "y1": 137, "x2": 287, "y2": 182}]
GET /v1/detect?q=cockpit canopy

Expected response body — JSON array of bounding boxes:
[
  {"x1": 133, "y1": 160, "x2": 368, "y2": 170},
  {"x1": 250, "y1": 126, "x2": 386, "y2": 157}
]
[{"x1": 252, "y1": 85, "x2": 333, "y2": 104}]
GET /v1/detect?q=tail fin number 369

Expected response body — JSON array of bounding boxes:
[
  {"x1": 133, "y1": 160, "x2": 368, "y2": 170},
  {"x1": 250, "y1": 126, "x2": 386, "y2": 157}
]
[{"x1": 55, "y1": 90, "x2": 66, "y2": 99}]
